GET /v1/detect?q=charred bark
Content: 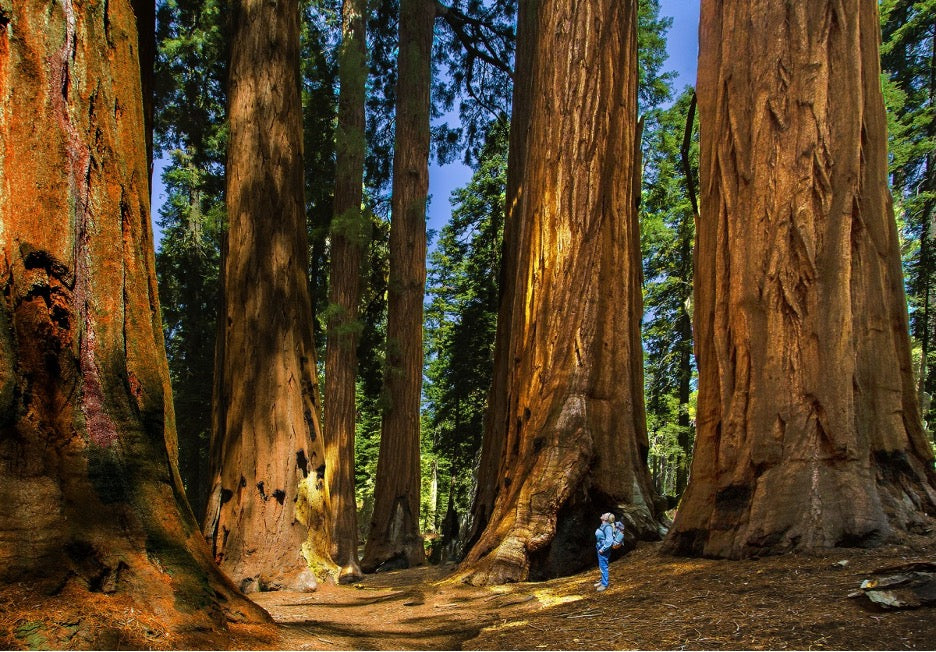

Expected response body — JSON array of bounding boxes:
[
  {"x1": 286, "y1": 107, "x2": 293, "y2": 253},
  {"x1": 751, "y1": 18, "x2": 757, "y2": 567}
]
[
  {"x1": 0, "y1": 0, "x2": 267, "y2": 641},
  {"x1": 324, "y1": 0, "x2": 368, "y2": 584},
  {"x1": 664, "y1": 0, "x2": 936, "y2": 559},
  {"x1": 360, "y1": 0, "x2": 434, "y2": 573},
  {"x1": 459, "y1": 0, "x2": 659, "y2": 586},
  {"x1": 203, "y1": 0, "x2": 337, "y2": 591}
]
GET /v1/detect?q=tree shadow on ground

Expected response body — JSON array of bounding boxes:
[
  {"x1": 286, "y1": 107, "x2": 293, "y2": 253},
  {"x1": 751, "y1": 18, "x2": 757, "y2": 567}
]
[{"x1": 255, "y1": 531, "x2": 936, "y2": 651}]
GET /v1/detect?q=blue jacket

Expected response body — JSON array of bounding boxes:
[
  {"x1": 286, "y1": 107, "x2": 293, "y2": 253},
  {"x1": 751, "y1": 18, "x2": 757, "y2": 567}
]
[{"x1": 595, "y1": 522, "x2": 614, "y2": 554}]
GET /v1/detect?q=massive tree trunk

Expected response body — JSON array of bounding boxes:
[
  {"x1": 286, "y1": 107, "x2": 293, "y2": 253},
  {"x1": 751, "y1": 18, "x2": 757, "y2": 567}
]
[
  {"x1": 202, "y1": 0, "x2": 337, "y2": 591},
  {"x1": 360, "y1": 0, "x2": 433, "y2": 573},
  {"x1": 324, "y1": 0, "x2": 368, "y2": 584},
  {"x1": 664, "y1": 0, "x2": 936, "y2": 559},
  {"x1": 0, "y1": 0, "x2": 267, "y2": 643},
  {"x1": 459, "y1": 0, "x2": 658, "y2": 586}
]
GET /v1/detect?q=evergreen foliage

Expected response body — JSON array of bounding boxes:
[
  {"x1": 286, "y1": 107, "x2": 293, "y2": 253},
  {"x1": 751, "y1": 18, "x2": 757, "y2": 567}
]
[
  {"x1": 433, "y1": 0, "x2": 516, "y2": 164},
  {"x1": 155, "y1": 151, "x2": 224, "y2": 521},
  {"x1": 303, "y1": 0, "x2": 341, "y2": 352},
  {"x1": 423, "y1": 120, "x2": 508, "y2": 531},
  {"x1": 147, "y1": 0, "x2": 934, "y2": 555},
  {"x1": 637, "y1": 0, "x2": 676, "y2": 113},
  {"x1": 880, "y1": 0, "x2": 936, "y2": 440},
  {"x1": 354, "y1": 212, "x2": 390, "y2": 539},
  {"x1": 153, "y1": 0, "x2": 228, "y2": 519},
  {"x1": 640, "y1": 88, "x2": 698, "y2": 499}
]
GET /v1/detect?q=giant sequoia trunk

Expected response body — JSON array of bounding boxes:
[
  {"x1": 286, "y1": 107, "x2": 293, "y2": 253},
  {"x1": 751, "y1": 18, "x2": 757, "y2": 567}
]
[
  {"x1": 203, "y1": 0, "x2": 336, "y2": 591},
  {"x1": 664, "y1": 0, "x2": 936, "y2": 559},
  {"x1": 324, "y1": 0, "x2": 368, "y2": 584},
  {"x1": 0, "y1": 0, "x2": 267, "y2": 642},
  {"x1": 460, "y1": 0, "x2": 659, "y2": 586},
  {"x1": 360, "y1": 0, "x2": 433, "y2": 573}
]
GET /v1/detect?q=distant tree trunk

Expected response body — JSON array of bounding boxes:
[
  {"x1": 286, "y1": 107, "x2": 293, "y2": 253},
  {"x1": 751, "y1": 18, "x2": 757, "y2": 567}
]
[
  {"x1": 0, "y1": 0, "x2": 267, "y2": 641},
  {"x1": 360, "y1": 0, "x2": 433, "y2": 573},
  {"x1": 459, "y1": 0, "x2": 658, "y2": 586},
  {"x1": 675, "y1": 95, "x2": 697, "y2": 498},
  {"x1": 428, "y1": 457, "x2": 439, "y2": 532},
  {"x1": 917, "y1": 202, "x2": 931, "y2": 407},
  {"x1": 174, "y1": 212, "x2": 215, "y2": 521},
  {"x1": 675, "y1": 295, "x2": 693, "y2": 497},
  {"x1": 325, "y1": 0, "x2": 367, "y2": 584},
  {"x1": 664, "y1": 0, "x2": 936, "y2": 559},
  {"x1": 921, "y1": 27, "x2": 936, "y2": 428},
  {"x1": 203, "y1": 0, "x2": 337, "y2": 591}
]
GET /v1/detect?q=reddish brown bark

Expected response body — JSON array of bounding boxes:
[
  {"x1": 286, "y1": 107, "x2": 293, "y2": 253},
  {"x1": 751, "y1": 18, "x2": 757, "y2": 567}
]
[
  {"x1": 664, "y1": 0, "x2": 936, "y2": 559},
  {"x1": 0, "y1": 0, "x2": 266, "y2": 642},
  {"x1": 360, "y1": 0, "x2": 433, "y2": 573},
  {"x1": 202, "y1": 0, "x2": 337, "y2": 591},
  {"x1": 460, "y1": 0, "x2": 659, "y2": 586},
  {"x1": 324, "y1": 0, "x2": 368, "y2": 584}
]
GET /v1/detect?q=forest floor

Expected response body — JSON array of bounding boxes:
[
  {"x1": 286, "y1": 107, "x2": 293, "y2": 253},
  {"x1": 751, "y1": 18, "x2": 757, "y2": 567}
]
[
  {"x1": 247, "y1": 531, "x2": 936, "y2": 651},
  {"x1": 3, "y1": 531, "x2": 934, "y2": 650}
]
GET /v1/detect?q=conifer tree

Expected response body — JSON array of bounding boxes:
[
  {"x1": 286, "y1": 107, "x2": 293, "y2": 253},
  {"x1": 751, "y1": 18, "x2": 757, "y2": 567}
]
[
  {"x1": 0, "y1": 0, "x2": 267, "y2": 639},
  {"x1": 665, "y1": 0, "x2": 936, "y2": 559},
  {"x1": 881, "y1": 0, "x2": 936, "y2": 436},
  {"x1": 325, "y1": 0, "x2": 369, "y2": 583},
  {"x1": 361, "y1": 0, "x2": 435, "y2": 573},
  {"x1": 460, "y1": 0, "x2": 656, "y2": 585},
  {"x1": 203, "y1": 0, "x2": 336, "y2": 590}
]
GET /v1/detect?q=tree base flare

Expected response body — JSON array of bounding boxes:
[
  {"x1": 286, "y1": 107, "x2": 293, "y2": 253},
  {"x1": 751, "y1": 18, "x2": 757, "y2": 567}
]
[{"x1": 0, "y1": 570, "x2": 272, "y2": 650}]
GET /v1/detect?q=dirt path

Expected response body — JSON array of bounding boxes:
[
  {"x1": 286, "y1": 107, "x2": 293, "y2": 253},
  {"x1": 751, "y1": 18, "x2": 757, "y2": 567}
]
[
  {"x1": 3, "y1": 534, "x2": 934, "y2": 649},
  {"x1": 247, "y1": 532, "x2": 936, "y2": 650},
  {"x1": 251, "y1": 563, "x2": 549, "y2": 650}
]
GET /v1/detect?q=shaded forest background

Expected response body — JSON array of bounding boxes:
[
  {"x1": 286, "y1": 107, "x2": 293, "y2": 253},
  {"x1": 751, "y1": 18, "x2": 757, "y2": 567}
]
[
  {"x1": 2, "y1": 0, "x2": 936, "y2": 646},
  {"x1": 153, "y1": 0, "x2": 935, "y2": 545}
]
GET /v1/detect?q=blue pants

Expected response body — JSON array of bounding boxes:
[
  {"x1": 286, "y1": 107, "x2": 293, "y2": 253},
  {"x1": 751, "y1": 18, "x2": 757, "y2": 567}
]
[{"x1": 596, "y1": 544, "x2": 610, "y2": 587}]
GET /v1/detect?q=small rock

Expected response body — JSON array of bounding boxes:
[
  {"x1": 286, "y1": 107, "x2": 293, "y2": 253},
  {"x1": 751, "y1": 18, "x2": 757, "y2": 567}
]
[
  {"x1": 852, "y1": 561, "x2": 936, "y2": 610},
  {"x1": 292, "y1": 569, "x2": 318, "y2": 593}
]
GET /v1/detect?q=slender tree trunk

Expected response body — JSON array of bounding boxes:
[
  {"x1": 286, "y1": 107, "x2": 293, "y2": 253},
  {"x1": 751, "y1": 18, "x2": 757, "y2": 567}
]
[
  {"x1": 177, "y1": 223, "x2": 214, "y2": 521},
  {"x1": 324, "y1": 0, "x2": 368, "y2": 585},
  {"x1": 202, "y1": 0, "x2": 337, "y2": 591},
  {"x1": 428, "y1": 457, "x2": 439, "y2": 533},
  {"x1": 0, "y1": 0, "x2": 267, "y2": 641},
  {"x1": 459, "y1": 0, "x2": 658, "y2": 586},
  {"x1": 675, "y1": 91, "x2": 698, "y2": 499},
  {"x1": 665, "y1": 0, "x2": 936, "y2": 559},
  {"x1": 464, "y1": 0, "x2": 538, "y2": 560},
  {"x1": 922, "y1": 25, "x2": 936, "y2": 435},
  {"x1": 360, "y1": 0, "x2": 433, "y2": 573},
  {"x1": 918, "y1": 204, "x2": 931, "y2": 407},
  {"x1": 675, "y1": 304, "x2": 693, "y2": 497}
]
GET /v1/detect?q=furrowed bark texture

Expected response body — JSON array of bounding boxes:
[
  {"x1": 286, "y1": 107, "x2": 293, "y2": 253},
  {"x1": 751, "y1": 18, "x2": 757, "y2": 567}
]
[
  {"x1": 360, "y1": 0, "x2": 433, "y2": 573},
  {"x1": 203, "y1": 0, "x2": 337, "y2": 591},
  {"x1": 324, "y1": 0, "x2": 367, "y2": 584},
  {"x1": 664, "y1": 0, "x2": 936, "y2": 559},
  {"x1": 459, "y1": 0, "x2": 658, "y2": 586},
  {"x1": 0, "y1": 0, "x2": 267, "y2": 639}
]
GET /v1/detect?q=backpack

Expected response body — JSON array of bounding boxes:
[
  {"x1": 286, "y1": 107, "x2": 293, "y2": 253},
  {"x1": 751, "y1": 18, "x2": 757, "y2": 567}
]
[{"x1": 611, "y1": 521, "x2": 626, "y2": 549}]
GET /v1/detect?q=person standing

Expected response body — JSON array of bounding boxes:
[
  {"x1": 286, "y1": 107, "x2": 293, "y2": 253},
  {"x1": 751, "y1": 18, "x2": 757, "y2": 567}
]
[{"x1": 594, "y1": 513, "x2": 615, "y2": 592}]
